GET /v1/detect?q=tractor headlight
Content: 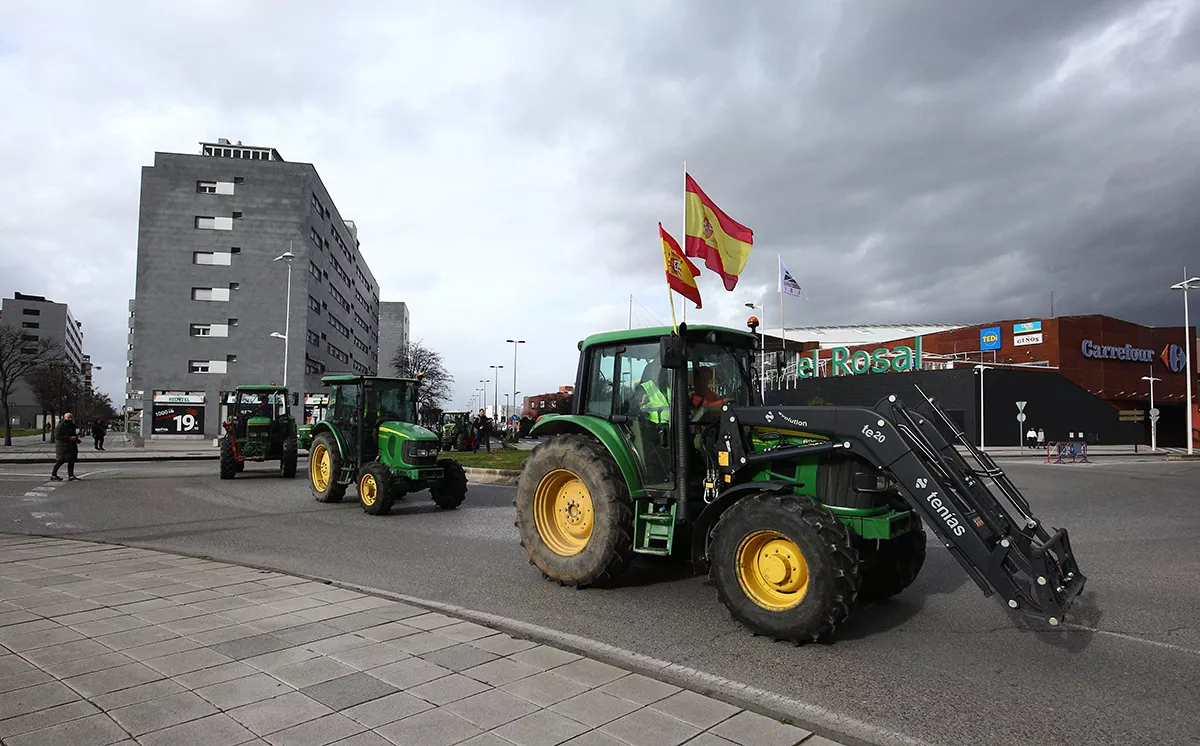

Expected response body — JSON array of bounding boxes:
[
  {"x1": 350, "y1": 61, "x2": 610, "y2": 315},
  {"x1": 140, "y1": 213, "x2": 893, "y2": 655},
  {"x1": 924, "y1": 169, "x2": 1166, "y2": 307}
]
[{"x1": 403, "y1": 442, "x2": 439, "y2": 462}]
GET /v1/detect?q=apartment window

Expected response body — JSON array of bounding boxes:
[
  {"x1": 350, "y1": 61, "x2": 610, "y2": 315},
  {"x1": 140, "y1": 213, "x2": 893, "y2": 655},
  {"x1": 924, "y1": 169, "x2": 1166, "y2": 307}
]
[
  {"x1": 234, "y1": 177, "x2": 244, "y2": 184},
  {"x1": 230, "y1": 246, "x2": 241, "y2": 254},
  {"x1": 197, "y1": 181, "x2": 217, "y2": 193},
  {"x1": 190, "y1": 324, "x2": 211, "y2": 337},
  {"x1": 192, "y1": 287, "x2": 231, "y2": 302},
  {"x1": 21, "y1": 334, "x2": 37, "y2": 343},
  {"x1": 309, "y1": 261, "x2": 322, "y2": 281},
  {"x1": 307, "y1": 330, "x2": 319, "y2": 347},
  {"x1": 332, "y1": 259, "x2": 351, "y2": 288},
  {"x1": 228, "y1": 318, "x2": 238, "y2": 326},
  {"x1": 21, "y1": 309, "x2": 39, "y2": 316},
  {"x1": 226, "y1": 354, "x2": 238, "y2": 364},
  {"x1": 327, "y1": 343, "x2": 349, "y2": 364},
  {"x1": 354, "y1": 313, "x2": 371, "y2": 335},
  {"x1": 311, "y1": 228, "x2": 323, "y2": 250},
  {"x1": 328, "y1": 314, "x2": 350, "y2": 339},
  {"x1": 308, "y1": 295, "x2": 322, "y2": 314},
  {"x1": 229, "y1": 282, "x2": 240, "y2": 291},
  {"x1": 195, "y1": 216, "x2": 233, "y2": 230},
  {"x1": 22, "y1": 347, "x2": 37, "y2": 355},
  {"x1": 193, "y1": 251, "x2": 232, "y2": 266},
  {"x1": 353, "y1": 336, "x2": 370, "y2": 355},
  {"x1": 21, "y1": 321, "x2": 38, "y2": 329},
  {"x1": 189, "y1": 360, "x2": 210, "y2": 374},
  {"x1": 231, "y1": 211, "x2": 242, "y2": 220},
  {"x1": 353, "y1": 361, "x2": 368, "y2": 374},
  {"x1": 328, "y1": 285, "x2": 350, "y2": 314}
]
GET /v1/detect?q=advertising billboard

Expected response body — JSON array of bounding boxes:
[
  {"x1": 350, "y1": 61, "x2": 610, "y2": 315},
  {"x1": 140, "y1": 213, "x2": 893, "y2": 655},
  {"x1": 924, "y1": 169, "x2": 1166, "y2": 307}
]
[
  {"x1": 980, "y1": 326, "x2": 1002, "y2": 351},
  {"x1": 1013, "y1": 333, "x2": 1043, "y2": 347},
  {"x1": 1013, "y1": 321, "x2": 1042, "y2": 334},
  {"x1": 152, "y1": 405, "x2": 204, "y2": 434}
]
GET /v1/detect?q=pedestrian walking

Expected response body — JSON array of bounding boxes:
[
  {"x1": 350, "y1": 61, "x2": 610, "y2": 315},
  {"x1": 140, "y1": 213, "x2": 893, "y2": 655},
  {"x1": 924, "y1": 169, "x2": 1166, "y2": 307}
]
[
  {"x1": 473, "y1": 409, "x2": 492, "y2": 453},
  {"x1": 1036, "y1": 427, "x2": 1045, "y2": 450},
  {"x1": 1025, "y1": 426, "x2": 1037, "y2": 450},
  {"x1": 51, "y1": 413, "x2": 80, "y2": 481},
  {"x1": 91, "y1": 419, "x2": 106, "y2": 451}
]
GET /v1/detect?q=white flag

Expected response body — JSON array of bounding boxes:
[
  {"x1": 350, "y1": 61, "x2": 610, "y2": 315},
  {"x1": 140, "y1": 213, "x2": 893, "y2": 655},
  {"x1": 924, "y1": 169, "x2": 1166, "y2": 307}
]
[{"x1": 778, "y1": 257, "x2": 808, "y2": 299}]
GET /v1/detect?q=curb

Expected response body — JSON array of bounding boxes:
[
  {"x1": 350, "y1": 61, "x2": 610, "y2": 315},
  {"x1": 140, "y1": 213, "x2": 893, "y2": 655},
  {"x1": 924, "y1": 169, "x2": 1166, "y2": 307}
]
[
  {"x1": 2, "y1": 530, "x2": 913, "y2": 746},
  {"x1": 463, "y1": 467, "x2": 522, "y2": 485},
  {"x1": 0, "y1": 454, "x2": 221, "y2": 464}
]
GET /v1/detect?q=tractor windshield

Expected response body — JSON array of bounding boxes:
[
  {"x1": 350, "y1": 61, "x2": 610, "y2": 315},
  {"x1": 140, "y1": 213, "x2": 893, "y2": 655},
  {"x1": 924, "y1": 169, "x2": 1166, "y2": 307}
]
[
  {"x1": 686, "y1": 342, "x2": 753, "y2": 410},
  {"x1": 367, "y1": 381, "x2": 416, "y2": 423},
  {"x1": 235, "y1": 392, "x2": 287, "y2": 420}
]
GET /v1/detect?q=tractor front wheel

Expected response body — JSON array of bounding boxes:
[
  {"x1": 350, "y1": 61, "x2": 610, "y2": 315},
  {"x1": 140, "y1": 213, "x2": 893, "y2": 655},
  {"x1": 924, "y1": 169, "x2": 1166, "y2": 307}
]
[
  {"x1": 358, "y1": 463, "x2": 394, "y2": 516},
  {"x1": 280, "y1": 438, "x2": 298, "y2": 479},
  {"x1": 515, "y1": 434, "x2": 633, "y2": 588},
  {"x1": 710, "y1": 492, "x2": 859, "y2": 644},
  {"x1": 431, "y1": 459, "x2": 468, "y2": 509},
  {"x1": 219, "y1": 438, "x2": 238, "y2": 480},
  {"x1": 309, "y1": 433, "x2": 346, "y2": 503},
  {"x1": 856, "y1": 516, "x2": 927, "y2": 601}
]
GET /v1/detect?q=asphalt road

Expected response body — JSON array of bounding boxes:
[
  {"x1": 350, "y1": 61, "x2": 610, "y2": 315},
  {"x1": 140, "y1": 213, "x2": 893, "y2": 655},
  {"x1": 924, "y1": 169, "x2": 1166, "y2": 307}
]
[{"x1": 1, "y1": 457, "x2": 1197, "y2": 746}]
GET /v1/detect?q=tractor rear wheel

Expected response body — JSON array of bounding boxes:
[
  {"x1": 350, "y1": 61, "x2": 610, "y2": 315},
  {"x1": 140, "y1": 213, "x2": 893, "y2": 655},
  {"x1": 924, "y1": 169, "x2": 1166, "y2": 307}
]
[
  {"x1": 309, "y1": 433, "x2": 346, "y2": 503},
  {"x1": 219, "y1": 438, "x2": 238, "y2": 480},
  {"x1": 358, "y1": 463, "x2": 394, "y2": 516},
  {"x1": 710, "y1": 492, "x2": 859, "y2": 644},
  {"x1": 431, "y1": 459, "x2": 468, "y2": 509},
  {"x1": 515, "y1": 434, "x2": 633, "y2": 588},
  {"x1": 856, "y1": 517, "x2": 927, "y2": 601},
  {"x1": 280, "y1": 438, "x2": 298, "y2": 478}
]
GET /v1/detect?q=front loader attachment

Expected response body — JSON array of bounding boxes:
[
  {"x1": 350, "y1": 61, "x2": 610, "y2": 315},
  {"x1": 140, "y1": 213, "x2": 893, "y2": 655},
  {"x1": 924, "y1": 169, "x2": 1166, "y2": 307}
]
[{"x1": 874, "y1": 387, "x2": 1086, "y2": 627}]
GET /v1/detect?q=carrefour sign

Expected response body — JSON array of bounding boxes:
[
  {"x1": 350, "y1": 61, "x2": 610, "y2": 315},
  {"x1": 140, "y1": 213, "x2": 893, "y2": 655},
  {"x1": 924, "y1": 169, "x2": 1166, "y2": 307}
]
[
  {"x1": 1162, "y1": 344, "x2": 1188, "y2": 373},
  {"x1": 797, "y1": 338, "x2": 923, "y2": 378},
  {"x1": 1081, "y1": 339, "x2": 1154, "y2": 363}
]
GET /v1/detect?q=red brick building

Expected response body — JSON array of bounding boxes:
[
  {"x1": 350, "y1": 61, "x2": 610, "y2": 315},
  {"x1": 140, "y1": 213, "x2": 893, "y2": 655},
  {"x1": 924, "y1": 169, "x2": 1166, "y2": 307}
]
[{"x1": 523, "y1": 386, "x2": 574, "y2": 418}]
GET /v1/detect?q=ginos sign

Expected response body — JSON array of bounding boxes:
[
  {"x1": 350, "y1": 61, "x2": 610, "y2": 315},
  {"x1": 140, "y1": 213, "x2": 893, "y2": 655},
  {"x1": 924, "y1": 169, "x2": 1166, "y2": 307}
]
[{"x1": 1081, "y1": 340, "x2": 1154, "y2": 363}]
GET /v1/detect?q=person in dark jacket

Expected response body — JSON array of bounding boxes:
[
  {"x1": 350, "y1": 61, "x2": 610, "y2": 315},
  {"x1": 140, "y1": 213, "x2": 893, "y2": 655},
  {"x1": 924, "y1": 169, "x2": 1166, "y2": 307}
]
[
  {"x1": 51, "y1": 412, "x2": 80, "y2": 481},
  {"x1": 472, "y1": 409, "x2": 492, "y2": 453},
  {"x1": 91, "y1": 420, "x2": 106, "y2": 450}
]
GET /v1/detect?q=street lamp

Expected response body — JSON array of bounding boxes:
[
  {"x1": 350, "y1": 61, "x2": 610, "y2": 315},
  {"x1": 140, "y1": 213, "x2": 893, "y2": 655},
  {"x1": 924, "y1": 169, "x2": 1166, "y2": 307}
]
[
  {"x1": 489, "y1": 365, "x2": 503, "y2": 420},
  {"x1": 974, "y1": 364, "x2": 992, "y2": 449},
  {"x1": 479, "y1": 381, "x2": 488, "y2": 411},
  {"x1": 1169, "y1": 272, "x2": 1199, "y2": 455},
  {"x1": 1142, "y1": 369, "x2": 1162, "y2": 451},
  {"x1": 506, "y1": 339, "x2": 525, "y2": 431},
  {"x1": 745, "y1": 303, "x2": 765, "y2": 401},
  {"x1": 272, "y1": 251, "x2": 295, "y2": 391}
]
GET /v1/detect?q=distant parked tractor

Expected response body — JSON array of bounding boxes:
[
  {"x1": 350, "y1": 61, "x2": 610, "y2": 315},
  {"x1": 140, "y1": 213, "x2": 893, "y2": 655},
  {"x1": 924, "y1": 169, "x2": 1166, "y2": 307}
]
[
  {"x1": 220, "y1": 385, "x2": 298, "y2": 479},
  {"x1": 439, "y1": 410, "x2": 474, "y2": 451},
  {"x1": 516, "y1": 323, "x2": 1086, "y2": 643},
  {"x1": 306, "y1": 375, "x2": 469, "y2": 515}
]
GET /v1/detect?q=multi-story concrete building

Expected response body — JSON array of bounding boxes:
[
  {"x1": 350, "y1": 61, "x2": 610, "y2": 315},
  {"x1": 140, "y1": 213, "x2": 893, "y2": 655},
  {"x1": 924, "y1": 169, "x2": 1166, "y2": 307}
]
[
  {"x1": 126, "y1": 139, "x2": 381, "y2": 437},
  {"x1": 377, "y1": 302, "x2": 410, "y2": 375},
  {"x1": 0, "y1": 292, "x2": 85, "y2": 427}
]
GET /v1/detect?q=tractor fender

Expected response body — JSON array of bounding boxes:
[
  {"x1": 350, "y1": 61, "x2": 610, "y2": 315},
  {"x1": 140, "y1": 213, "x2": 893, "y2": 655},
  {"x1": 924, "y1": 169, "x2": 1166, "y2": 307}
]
[
  {"x1": 530, "y1": 415, "x2": 646, "y2": 498},
  {"x1": 308, "y1": 421, "x2": 349, "y2": 461},
  {"x1": 689, "y1": 480, "x2": 796, "y2": 573}
]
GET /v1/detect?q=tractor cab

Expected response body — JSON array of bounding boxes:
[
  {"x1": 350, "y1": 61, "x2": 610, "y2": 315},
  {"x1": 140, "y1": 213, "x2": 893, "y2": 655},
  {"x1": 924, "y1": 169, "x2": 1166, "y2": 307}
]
[
  {"x1": 439, "y1": 411, "x2": 473, "y2": 451},
  {"x1": 219, "y1": 385, "x2": 299, "y2": 479}
]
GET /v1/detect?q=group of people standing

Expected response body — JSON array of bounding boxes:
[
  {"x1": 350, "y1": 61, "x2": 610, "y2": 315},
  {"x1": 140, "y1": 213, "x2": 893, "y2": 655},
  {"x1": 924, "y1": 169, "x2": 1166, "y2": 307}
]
[{"x1": 1025, "y1": 426, "x2": 1046, "y2": 450}]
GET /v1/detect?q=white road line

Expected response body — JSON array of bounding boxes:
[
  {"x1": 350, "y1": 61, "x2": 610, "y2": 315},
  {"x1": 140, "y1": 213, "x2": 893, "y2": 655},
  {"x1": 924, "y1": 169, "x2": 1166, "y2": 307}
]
[
  {"x1": 1063, "y1": 623, "x2": 1200, "y2": 657},
  {"x1": 30, "y1": 512, "x2": 62, "y2": 520},
  {"x1": 75, "y1": 469, "x2": 121, "y2": 478}
]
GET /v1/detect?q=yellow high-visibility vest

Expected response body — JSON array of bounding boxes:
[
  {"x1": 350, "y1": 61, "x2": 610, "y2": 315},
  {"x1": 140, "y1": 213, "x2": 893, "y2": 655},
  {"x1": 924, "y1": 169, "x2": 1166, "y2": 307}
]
[{"x1": 640, "y1": 380, "x2": 670, "y2": 424}]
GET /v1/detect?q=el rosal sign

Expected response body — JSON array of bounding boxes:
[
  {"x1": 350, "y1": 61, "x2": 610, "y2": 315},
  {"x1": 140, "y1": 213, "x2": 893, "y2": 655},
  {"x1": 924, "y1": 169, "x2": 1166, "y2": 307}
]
[{"x1": 796, "y1": 338, "x2": 923, "y2": 378}]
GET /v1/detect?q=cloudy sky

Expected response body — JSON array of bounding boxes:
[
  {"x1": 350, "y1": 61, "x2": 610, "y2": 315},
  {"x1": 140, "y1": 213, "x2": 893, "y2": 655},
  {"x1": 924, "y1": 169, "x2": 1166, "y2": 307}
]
[{"x1": 2, "y1": 0, "x2": 1198, "y2": 409}]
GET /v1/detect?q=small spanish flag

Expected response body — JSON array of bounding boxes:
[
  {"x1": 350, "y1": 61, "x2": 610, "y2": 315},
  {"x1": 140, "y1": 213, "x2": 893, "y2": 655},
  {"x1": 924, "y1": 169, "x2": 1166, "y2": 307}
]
[
  {"x1": 684, "y1": 173, "x2": 754, "y2": 291},
  {"x1": 660, "y1": 222, "x2": 702, "y2": 309}
]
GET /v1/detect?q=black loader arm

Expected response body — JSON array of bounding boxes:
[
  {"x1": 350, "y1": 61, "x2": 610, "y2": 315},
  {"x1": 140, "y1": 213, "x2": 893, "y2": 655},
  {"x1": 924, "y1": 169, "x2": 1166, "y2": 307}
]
[{"x1": 716, "y1": 397, "x2": 1086, "y2": 628}]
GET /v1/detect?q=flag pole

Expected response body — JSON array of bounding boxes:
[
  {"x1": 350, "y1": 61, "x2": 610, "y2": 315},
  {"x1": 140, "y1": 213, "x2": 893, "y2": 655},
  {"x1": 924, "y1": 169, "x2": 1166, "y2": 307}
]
[
  {"x1": 681, "y1": 160, "x2": 687, "y2": 325},
  {"x1": 668, "y1": 284, "x2": 678, "y2": 334},
  {"x1": 779, "y1": 255, "x2": 786, "y2": 384}
]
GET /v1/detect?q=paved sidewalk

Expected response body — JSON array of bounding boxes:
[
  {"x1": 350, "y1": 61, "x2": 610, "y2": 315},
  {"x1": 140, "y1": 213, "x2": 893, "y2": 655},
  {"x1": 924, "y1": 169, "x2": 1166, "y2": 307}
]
[
  {"x1": 0, "y1": 535, "x2": 843, "y2": 746},
  {"x1": 0, "y1": 434, "x2": 218, "y2": 464}
]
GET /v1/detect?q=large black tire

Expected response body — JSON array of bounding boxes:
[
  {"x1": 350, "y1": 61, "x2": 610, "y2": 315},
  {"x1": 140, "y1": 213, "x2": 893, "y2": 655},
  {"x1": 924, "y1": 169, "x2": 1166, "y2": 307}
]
[
  {"x1": 219, "y1": 438, "x2": 238, "y2": 480},
  {"x1": 856, "y1": 516, "x2": 927, "y2": 601},
  {"x1": 309, "y1": 433, "x2": 346, "y2": 503},
  {"x1": 431, "y1": 459, "x2": 468, "y2": 509},
  {"x1": 280, "y1": 438, "x2": 298, "y2": 479},
  {"x1": 358, "y1": 462, "x2": 394, "y2": 516},
  {"x1": 515, "y1": 434, "x2": 634, "y2": 588},
  {"x1": 710, "y1": 492, "x2": 860, "y2": 644}
]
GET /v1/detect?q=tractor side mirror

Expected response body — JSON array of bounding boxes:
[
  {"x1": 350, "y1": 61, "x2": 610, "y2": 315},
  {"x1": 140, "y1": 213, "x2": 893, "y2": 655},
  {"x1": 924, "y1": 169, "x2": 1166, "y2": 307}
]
[{"x1": 660, "y1": 336, "x2": 686, "y2": 369}]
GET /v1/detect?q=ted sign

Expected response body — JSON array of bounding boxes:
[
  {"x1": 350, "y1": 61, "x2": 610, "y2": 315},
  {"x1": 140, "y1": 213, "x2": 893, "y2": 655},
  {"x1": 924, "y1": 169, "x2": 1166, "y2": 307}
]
[{"x1": 1162, "y1": 343, "x2": 1188, "y2": 373}]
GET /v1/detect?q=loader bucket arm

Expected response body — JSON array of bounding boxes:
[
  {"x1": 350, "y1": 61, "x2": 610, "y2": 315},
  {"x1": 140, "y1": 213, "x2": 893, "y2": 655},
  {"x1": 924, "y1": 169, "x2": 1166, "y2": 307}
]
[{"x1": 717, "y1": 395, "x2": 1086, "y2": 628}]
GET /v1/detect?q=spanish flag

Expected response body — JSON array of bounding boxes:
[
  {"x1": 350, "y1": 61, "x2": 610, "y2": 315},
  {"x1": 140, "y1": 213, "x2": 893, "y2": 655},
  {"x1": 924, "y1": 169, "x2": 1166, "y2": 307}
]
[
  {"x1": 660, "y1": 223, "x2": 702, "y2": 309},
  {"x1": 684, "y1": 173, "x2": 754, "y2": 291}
]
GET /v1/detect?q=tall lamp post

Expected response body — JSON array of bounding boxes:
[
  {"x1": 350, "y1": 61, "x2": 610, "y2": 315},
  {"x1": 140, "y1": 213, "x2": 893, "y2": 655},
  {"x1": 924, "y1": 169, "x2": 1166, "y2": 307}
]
[
  {"x1": 1170, "y1": 272, "x2": 1199, "y2": 455},
  {"x1": 1142, "y1": 370, "x2": 1161, "y2": 451},
  {"x1": 272, "y1": 250, "x2": 295, "y2": 390},
  {"x1": 489, "y1": 365, "x2": 504, "y2": 421},
  {"x1": 974, "y1": 364, "x2": 992, "y2": 449},
  {"x1": 745, "y1": 303, "x2": 765, "y2": 401},
  {"x1": 506, "y1": 339, "x2": 525, "y2": 430}
]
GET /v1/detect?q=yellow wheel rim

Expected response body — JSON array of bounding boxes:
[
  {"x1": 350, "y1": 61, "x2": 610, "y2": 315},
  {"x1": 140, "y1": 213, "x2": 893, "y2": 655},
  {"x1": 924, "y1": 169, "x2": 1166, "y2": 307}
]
[
  {"x1": 736, "y1": 530, "x2": 809, "y2": 611},
  {"x1": 533, "y1": 469, "x2": 594, "y2": 556},
  {"x1": 360, "y1": 473, "x2": 378, "y2": 506},
  {"x1": 311, "y1": 444, "x2": 331, "y2": 492}
]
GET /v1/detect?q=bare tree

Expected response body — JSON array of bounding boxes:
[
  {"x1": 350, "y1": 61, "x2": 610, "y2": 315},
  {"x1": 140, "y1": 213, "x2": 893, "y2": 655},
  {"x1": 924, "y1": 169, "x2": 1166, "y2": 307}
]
[
  {"x1": 0, "y1": 326, "x2": 61, "y2": 446},
  {"x1": 27, "y1": 358, "x2": 82, "y2": 432},
  {"x1": 391, "y1": 339, "x2": 454, "y2": 413}
]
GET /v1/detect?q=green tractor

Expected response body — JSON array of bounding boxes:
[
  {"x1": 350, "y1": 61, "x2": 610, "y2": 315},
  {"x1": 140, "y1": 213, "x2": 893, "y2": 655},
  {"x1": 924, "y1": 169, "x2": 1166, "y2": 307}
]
[
  {"x1": 219, "y1": 385, "x2": 298, "y2": 479},
  {"x1": 438, "y1": 410, "x2": 474, "y2": 452},
  {"x1": 306, "y1": 374, "x2": 469, "y2": 516},
  {"x1": 516, "y1": 323, "x2": 1086, "y2": 643}
]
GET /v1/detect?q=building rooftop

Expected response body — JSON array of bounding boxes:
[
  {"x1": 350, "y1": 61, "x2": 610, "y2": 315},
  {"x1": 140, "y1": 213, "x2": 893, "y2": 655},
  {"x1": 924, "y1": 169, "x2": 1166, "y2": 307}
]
[{"x1": 199, "y1": 138, "x2": 284, "y2": 162}]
